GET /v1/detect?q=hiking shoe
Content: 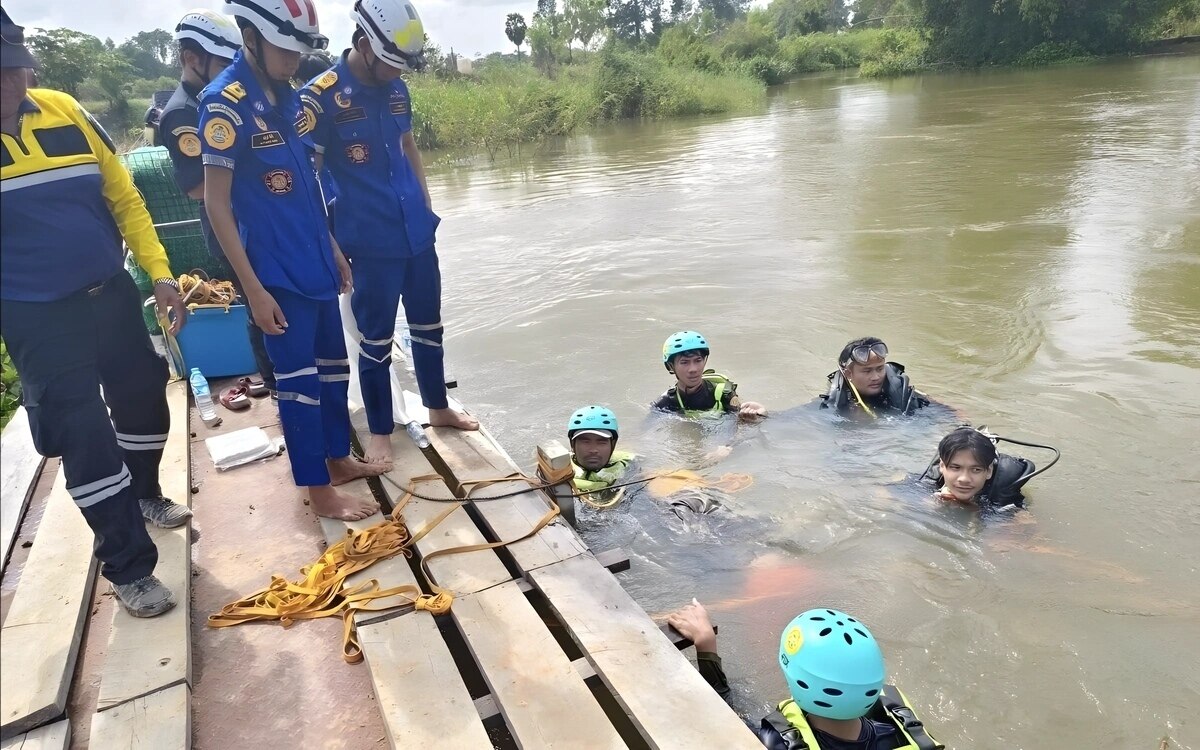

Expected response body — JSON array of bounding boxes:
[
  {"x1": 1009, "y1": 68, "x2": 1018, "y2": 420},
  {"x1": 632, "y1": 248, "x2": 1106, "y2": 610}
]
[
  {"x1": 140, "y1": 496, "x2": 192, "y2": 528},
  {"x1": 112, "y1": 575, "x2": 176, "y2": 618}
]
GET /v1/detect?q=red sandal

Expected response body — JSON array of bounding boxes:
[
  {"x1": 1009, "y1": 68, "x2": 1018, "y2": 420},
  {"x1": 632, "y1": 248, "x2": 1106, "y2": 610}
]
[
  {"x1": 219, "y1": 385, "x2": 252, "y2": 411},
  {"x1": 237, "y1": 376, "x2": 270, "y2": 398}
]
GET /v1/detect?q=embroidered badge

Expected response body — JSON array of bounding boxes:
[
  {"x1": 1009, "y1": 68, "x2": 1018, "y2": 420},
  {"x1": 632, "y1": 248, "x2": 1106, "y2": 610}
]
[
  {"x1": 177, "y1": 132, "x2": 202, "y2": 157},
  {"x1": 296, "y1": 105, "x2": 317, "y2": 136},
  {"x1": 254, "y1": 100, "x2": 265, "y2": 112},
  {"x1": 205, "y1": 102, "x2": 243, "y2": 126},
  {"x1": 389, "y1": 100, "x2": 410, "y2": 115},
  {"x1": 299, "y1": 92, "x2": 324, "y2": 114},
  {"x1": 203, "y1": 119, "x2": 236, "y2": 150},
  {"x1": 312, "y1": 69, "x2": 338, "y2": 93},
  {"x1": 334, "y1": 107, "x2": 366, "y2": 125},
  {"x1": 221, "y1": 81, "x2": 247, "y2": 102},
  {"x1": 252, "y1": 131, "x2": 285, "y2": 149},
  {"x1": 345, "y1": 143, "x2": 370, "y2": 164},
  {"x1": 263, "y1": 169, "x2": 293, "y2": 195},
  {"x1": 334, "y1": 92, "x2": 351, "y2": 109},
  {"x1": 254, "y1": 115, "x2": 269, "y2": 131}
]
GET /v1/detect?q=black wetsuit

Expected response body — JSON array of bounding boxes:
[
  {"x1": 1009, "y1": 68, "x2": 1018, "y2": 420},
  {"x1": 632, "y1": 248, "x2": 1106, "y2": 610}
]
[{"x1": 652, "y1": 380, "x2": 738, "y2": 414}]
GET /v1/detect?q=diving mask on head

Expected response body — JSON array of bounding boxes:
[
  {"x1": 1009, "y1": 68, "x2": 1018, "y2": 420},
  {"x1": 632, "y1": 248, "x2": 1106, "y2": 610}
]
[{"x1": 843, "y1": 341, "x2": 888, "y2": 367}]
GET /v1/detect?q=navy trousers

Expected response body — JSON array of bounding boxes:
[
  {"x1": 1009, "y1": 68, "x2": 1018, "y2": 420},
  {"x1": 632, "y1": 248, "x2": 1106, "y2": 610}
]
[
  {"x1": 262, "y1": 287, "x2": 352, "y2": 487},
  {"x1": 1, "y1": 271, "x2": 164, "y2": 584},
  {"x1": 349, "y1": 250, "x2": 448, "y2": 436}
]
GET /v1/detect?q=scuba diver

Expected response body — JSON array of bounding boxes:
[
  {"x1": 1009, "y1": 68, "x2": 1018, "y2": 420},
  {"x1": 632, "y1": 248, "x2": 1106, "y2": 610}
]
[
  {"x1": 820, "y1": 338, "x2": 930, "y2": 418},
  {"x1": 919, "y1": 426, "x2": 1060, "y2": 511},
  {"x1": 667, "y1": 601, "x2": 942, "y2": 749},
  {"x1": 652, "y1": 331, "x2": 767, "y2": 420}
]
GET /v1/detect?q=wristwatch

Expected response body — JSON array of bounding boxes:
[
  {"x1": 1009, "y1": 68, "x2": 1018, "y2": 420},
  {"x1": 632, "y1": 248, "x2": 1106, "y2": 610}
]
[{"x1": 153, "y1": 277, "x2": 180, "y2": 291}]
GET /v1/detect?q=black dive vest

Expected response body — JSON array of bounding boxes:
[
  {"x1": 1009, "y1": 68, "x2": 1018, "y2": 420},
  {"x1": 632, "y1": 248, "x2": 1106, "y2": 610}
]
[
  {"x1": 820, "y1": 363, "x2": 929, "y2": 416},
  {"x1": 757, "y1": 685, "x2": 943, "y2": 750},
  {"x1": 921, "y1": 453, "x2": 1036, "y2": 508}
]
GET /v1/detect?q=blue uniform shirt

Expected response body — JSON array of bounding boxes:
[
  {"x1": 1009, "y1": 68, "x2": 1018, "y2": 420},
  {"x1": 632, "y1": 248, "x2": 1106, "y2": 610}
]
[
  {"x1": 298, "y1": 54, "x2": 439, "y2": 259},
  {"x1": 199, "y1": 50, "x2": 339, "y2": 300}
]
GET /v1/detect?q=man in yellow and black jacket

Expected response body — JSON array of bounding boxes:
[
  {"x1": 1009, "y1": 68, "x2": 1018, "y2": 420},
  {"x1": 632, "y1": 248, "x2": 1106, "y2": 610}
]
[{"x1": 1, "y1": 9, "x2": 190, "y2": 618}]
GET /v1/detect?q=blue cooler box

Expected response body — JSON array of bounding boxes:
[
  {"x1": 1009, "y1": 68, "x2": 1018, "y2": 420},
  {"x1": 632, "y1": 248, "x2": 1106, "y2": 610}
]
[{"x1": 175, "y1": 304, "x2": 258, "y2": 378}]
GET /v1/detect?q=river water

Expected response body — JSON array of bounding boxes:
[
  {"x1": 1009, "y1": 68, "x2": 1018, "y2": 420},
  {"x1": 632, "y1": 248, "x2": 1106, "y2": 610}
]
[{"x1": 424, "y1": 55, "x2": 1200, "y2": 749}]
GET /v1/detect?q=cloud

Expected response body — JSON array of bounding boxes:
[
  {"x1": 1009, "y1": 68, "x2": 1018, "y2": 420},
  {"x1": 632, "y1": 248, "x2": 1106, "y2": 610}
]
[{"x1": 3, "y1": 0, "x2": 541, "y2": 58}]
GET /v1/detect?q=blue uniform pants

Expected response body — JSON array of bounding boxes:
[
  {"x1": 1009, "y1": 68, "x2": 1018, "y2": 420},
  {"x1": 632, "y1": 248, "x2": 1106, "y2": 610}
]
[
  {"x1": 350, "y1": 251, "x2": 448, "y2": 436},
  {"x1": 263, "y1": 288, "x2": 352, "y2": 487},
  {"x1": 1, "y1": 272, "x2": 164, "y2": 585}
]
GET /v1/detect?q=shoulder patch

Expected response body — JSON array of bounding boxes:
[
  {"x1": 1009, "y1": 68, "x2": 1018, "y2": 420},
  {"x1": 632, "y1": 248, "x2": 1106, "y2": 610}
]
[
  {"x1": 299, "y1": 91, "x2": 324, "y2": 115},
  {"x1": 221, "y1": 81, "x2": 247, "y2": 102},
  {"x1": 170, "y1": 125, "x2": 199, "y2": 137},
  {"x1": 203, "y1": 118, "x2": 237, "y2": 151},
  {"x1": 310, "y1": 69, "x2": 338, "y2": 93},
  {"x1": 205, "y1": 101, "x2": 244, "y2": 126},
  {"x1": 177, "y1": 132, "x2": 202, "y2": 157}
]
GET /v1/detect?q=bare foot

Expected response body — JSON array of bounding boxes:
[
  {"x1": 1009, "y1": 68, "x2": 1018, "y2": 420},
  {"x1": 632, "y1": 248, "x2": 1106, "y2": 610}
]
[
  {"x1": 428, "y1": 407, "x2": 479, "y2": 431},
  {"x1": 363, "y1": 434, "x2": 395, "y2": 468},
  {"x1": 308, "y1": 484, "x2": 378, "y2": 521},
  {"x1": 326, "y1": 456, "x2": 388, "y2": 486}
]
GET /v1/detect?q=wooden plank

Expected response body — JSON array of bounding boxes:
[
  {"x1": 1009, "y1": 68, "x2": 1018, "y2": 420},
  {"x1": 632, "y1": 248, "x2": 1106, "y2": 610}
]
[
  {"x1": 0, "y1": 719, "x2": 69, "y2": 750},
  {"x1": 530, "y1": 555, "x2": 764, "y2": 750},
  {"x1": 0, "y1": 471, "x2": 98, "y2": 738},
  {"x1": 356, "y1": 616, "x2": 492, "y2": 749},
  {"x1": 351, "y1": 410, "x2": 511, "y2": 596},
  {"x1": 1, "y1": 408, "x2": 46, "y2": 571},
  {"x1": 423, "y1": 409, "x2": 587, "y2": 573},
  {"x1": 96, "y1": 383, "x2": 191, "y2": 712},
  {"x1": 451, "y1": 581, "x2": 625, "y2": 749},
  {"x1": 88, "y1": 683, "x2": 189, "y2": 749}
]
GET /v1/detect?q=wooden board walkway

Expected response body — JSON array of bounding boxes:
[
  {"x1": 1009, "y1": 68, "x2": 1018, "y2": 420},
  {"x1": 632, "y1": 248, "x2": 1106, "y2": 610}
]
[
  {"x1": 0, "y1": 342, "x2": 762, "y2": 749},
  {"x1": 0, "y1": 408, "x2": 46, "y2": 572}
]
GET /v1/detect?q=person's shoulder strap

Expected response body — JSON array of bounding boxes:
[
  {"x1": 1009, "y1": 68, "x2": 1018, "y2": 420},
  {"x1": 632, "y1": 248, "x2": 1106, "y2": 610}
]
[{"x1": 881, "y1": 685, "x2": 943, "y2": 750}]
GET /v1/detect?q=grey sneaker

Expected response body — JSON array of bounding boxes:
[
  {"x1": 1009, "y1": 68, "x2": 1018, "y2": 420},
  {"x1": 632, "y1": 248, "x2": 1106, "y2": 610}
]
[
  {"x1": 140, "y1": 496, "x2": 192, "y2": 528},
  {"x1": 112, "y1": 575, "x2": 176, "y2": 618}
]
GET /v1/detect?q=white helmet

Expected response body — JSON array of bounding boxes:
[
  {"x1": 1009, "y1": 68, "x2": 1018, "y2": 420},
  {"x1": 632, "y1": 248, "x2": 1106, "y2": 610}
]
[
  {"x1": 349, "y1": 0, "x2": 427, "y2": 71},
  {"x1": 224, "y1": 0, "x2": 329, "y2": 54},
  {"x1": 175, "y1": 10, "x2": 242, "y2": 60}
]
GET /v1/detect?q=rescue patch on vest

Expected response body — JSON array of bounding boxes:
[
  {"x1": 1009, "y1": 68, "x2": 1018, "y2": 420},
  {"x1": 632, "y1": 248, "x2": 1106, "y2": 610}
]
[
  {"x1": 221, "y1": 81, "x2": 247, "y2": 102},
  {"x1": 311, "y1": 69, "x2": 337, "y2": 93},
  {"x1": 334, "y1": 92, "x2": 351, "y2": 109},
  {"x1": 345, "y1": 143, "x2": 370, "y2": 164},
  {"x1": 263, "y1": 169, "x2": 293, "y2": 194},
  {"x1": 203, "y1": 119, "x2": 237, "y2": 150},
  {"x1": 252, "y1": 131, "x2": 285, "y2": 149},
  {"x1": 335, "y1": 107, "x2": 366, "y2": 125},
  {"x1": 177, "y1": 132, "x2": 202, "y2": 157},
  {"x1": 205, "y1": 102, "x2": 243, "y2": 126}
]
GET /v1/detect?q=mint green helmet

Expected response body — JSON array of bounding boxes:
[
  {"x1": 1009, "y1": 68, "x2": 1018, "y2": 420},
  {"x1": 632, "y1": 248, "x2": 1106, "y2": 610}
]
[
  {"x1": 778, "y1": 609, "x2": 885, "y2": 720},
  {"x1": 662, "y1": 330, "x2": 709, "y2": 371},
  {"x1": 567, "y1": 406, "x2": 619, "y2": 442}
]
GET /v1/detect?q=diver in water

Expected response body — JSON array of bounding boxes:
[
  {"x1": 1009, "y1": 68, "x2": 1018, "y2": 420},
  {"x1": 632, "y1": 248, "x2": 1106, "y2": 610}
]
[
  {"x1": 667, "y1": 601, "x2": 943, "y2": 749},
  {"x1": 652, "y1": 331, "x2": 767, "y2": 420},
  {"x1": 919, "y1": 426, "x2": 1059, "y2": 511},
  {"x1": 820, "y1": 338, "x2": 930, "y2": 417}
]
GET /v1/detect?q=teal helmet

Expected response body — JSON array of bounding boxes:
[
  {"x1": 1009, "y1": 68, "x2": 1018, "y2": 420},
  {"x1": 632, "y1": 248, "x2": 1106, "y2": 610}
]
[
  {"x1": 662, "y1": 330, "x2": 709, "y2": 371},
  {"x1": 778, "y1": 609, "x2": 885, "y2": 720},
  {"x1": 567, "y1": 405, "x2": 619, "y2": 442}
]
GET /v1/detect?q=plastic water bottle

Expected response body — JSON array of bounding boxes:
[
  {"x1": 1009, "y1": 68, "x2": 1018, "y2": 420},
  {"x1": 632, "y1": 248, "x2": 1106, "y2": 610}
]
[
  {"x1": 189, "y1": 368, "x2": 221, "y2": 426},
  {"x1": 404, "y1": 420, "x2": 431, "y2": 450}
]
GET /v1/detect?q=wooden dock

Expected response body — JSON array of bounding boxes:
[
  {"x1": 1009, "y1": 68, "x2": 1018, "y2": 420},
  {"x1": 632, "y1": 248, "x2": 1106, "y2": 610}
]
[{"x1": 0, "y1": 332, "x2": 760, "y2": 748}]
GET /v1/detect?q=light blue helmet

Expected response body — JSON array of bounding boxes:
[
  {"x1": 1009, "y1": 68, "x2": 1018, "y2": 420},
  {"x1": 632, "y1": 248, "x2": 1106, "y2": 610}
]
[
  {"x1": 567, "y1": 405, "x2": 619, "y2": 442},
  {"x1": 662, "y1": 330, "x2": 709, "y2": 371},
  {"x1": 778, "y1": 609, "x2": 885, "y2": 720}
]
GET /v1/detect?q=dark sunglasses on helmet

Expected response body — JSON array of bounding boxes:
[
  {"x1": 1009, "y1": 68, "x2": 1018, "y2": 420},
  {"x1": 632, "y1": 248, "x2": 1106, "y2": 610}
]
[{"x1": 843, "y1": 342, "x2": 888, "y2": 366}]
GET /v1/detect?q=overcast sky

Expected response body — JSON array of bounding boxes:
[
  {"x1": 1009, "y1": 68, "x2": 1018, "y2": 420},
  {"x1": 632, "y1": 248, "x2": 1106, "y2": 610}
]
[{"x1": 5, "y1": 0, "x2": 547, "y2": 59}]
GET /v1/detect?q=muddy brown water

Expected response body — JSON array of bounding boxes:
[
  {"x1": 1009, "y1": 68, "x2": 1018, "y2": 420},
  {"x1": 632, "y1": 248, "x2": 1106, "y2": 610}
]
[{"x1": 421, "y1": 55, "x2": 1199, "y2": 749}]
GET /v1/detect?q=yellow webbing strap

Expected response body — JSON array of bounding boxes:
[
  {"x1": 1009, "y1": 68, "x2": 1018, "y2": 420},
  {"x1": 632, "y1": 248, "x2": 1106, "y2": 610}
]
[{"x1": 208, "y1": 472, "x2": 560, "y2": 663}]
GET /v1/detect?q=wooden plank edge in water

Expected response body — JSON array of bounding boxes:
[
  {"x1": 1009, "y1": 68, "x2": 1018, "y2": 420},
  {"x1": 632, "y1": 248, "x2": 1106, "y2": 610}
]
[
  {"x1": 529, "y1": 554, "x2": 765, "y2": 750},
  {"x1": 419, "y1": 404, "x2": 587, "y2": 574},
  {"x1": 96, "y1": 382, "x2": 192, "y2": 712},
  {"x1": 0, "y1": 471, "x2": 98, "y2": 739},
  {"x1": 0, "y1": 719, "x2": 69, "y2": 750},
  {"x1": 450, "y1": 580, "x2": 626, "y2": 749},
  {"x1": 1, "y1": 407, "x2": 46, "y2": 573},
  {"x1": 349, "y1": 410, "x2": 511, "y2": 596},
  {"x1": 88, "y1": 683, "x2": 189, "y2": 749}
]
